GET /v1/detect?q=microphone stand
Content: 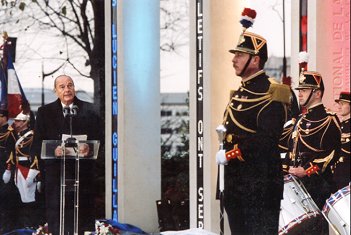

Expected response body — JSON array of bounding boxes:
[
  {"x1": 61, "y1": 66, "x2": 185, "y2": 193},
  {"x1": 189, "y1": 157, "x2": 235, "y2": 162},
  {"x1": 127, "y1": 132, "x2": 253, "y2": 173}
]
[
  {"x1": 65, "y1": 109, "x2": 78, "y2": 148},
  {"x1": 60, "y1": 107, "x2": 70, "y2": 235},
  {"x1": 61, "y1": 106, "x2": 80, "y2": 235}
]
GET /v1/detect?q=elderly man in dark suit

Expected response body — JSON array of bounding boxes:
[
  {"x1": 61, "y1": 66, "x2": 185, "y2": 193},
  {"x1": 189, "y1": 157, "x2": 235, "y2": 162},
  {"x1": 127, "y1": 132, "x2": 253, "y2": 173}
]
[{"x1": 32, "y1": 74, "x2": 101, "y2": 234}]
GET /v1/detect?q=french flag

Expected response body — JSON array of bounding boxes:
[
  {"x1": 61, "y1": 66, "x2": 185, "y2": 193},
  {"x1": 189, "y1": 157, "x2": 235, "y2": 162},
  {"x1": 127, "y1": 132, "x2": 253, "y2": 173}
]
[
  {"x1": 0, "y1": 61, "x2": 8, "y2": 111},
  {"x1": 5, "y1": 54, "x2": 30, "y2": 118}
]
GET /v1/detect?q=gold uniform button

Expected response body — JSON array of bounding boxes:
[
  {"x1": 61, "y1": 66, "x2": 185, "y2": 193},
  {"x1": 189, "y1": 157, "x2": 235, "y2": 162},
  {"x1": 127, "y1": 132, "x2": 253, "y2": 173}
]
[{"x1": 226, "y1": 134, "x2": 233, "y2": 143}]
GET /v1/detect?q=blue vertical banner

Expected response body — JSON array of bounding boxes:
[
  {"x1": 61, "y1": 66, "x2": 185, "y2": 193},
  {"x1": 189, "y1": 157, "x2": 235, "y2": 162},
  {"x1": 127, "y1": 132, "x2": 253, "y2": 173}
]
[
  {"x1": 111, "y1": 0, "x2": 118, "y2": 222},
  {"x1": 195, "y1": 0, "x2": 204, "y2": 228}
]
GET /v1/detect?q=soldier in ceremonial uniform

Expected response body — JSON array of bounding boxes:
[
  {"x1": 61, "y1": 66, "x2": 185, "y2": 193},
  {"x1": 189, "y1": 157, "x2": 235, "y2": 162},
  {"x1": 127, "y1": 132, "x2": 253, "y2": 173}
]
[
  {"x1": 3, "y1": 111, "x2": 44, "y2": 229},
  {"x1": 215, "y1": 8, "x2": 291, "y2": 234},
  {"x1": 0, "y1": 109, "x2": 19, "y2": 233},
  {"x1": 281, "y1": 70, "x2": 341, "y2": 234},
  {"x1": 332, "y1": 91, "x2": 350, "y2": 190}
]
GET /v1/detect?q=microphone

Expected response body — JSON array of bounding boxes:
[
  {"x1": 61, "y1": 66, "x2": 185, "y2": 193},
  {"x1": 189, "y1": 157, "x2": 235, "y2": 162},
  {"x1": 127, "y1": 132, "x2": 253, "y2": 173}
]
[
  {"x1": 63, "y1": 106, "x2": 70, "y2": 117},
  {"x1": 71, "y1": 105, "x2": 79, "y2": 116}
]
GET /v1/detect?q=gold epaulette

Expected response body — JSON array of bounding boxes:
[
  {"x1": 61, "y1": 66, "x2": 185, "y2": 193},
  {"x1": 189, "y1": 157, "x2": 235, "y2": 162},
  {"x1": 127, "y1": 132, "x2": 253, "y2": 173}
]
[
  {"x1": 268, "y1": 79, "x2": 291, "y2": 104},
  {"x1": 230, "y1": 90, "x2": 235, "y2": 98},
  {"x1": 326, "y1": 109, "x2": 337, "y2": 116}
]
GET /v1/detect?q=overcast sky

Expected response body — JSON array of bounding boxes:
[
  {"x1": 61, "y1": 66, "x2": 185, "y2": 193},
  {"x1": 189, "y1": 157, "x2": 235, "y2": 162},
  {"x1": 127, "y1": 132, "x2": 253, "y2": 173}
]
[
  {"x1": 10, "y1": 0, "x2": 290, "y2": 95},
  {"x1": 160, "y1": 0, "x2": 291, "y2": 93}
]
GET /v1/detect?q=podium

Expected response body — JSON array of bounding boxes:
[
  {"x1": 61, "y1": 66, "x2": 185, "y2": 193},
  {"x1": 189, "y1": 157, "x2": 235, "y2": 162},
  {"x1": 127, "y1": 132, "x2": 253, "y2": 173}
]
[{"x1": 41, "y1": 140, "x2": 100, "y2": 235}]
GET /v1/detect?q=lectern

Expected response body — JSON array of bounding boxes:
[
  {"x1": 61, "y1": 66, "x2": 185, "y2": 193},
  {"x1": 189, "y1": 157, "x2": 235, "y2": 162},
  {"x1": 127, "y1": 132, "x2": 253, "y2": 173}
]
[{"x1": 41, "y1": 139, "x2": 100, "y2": 235}]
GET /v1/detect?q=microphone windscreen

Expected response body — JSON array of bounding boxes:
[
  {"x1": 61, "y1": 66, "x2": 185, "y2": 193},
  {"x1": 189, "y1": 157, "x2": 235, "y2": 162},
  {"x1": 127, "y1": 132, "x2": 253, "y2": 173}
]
[
  {"x1": 63, "y1": 106, "x2": 70, "y2": 117},
  {"x1": 71, "y1": 105, "x2": 79, "y2": 116}
]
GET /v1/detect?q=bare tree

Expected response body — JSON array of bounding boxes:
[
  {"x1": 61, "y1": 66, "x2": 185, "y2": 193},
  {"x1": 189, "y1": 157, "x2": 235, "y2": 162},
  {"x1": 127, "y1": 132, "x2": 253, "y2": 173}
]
[
  {"x1": 160, "y1": 0, "x2": 189, "y2": 53},
  {"x1": 0, "y1": 0, "x2": 104, "y2": 114}
]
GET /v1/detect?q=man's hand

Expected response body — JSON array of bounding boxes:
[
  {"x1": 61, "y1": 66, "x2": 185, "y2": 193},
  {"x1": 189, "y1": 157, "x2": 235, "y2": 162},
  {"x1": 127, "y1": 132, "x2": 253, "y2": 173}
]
[
  {"x1": 78, "y1": 143, "x2": 90, "y2": 157},
  {"x1": 55, "y1": 145, "x2": 75, "y2": 157},
  {"x1": 288, "y1": 166, "x2": 307, "y2": 178},
  {"x1": 55, "y1": 146, "x2": 64, "y2": 157},
  {"x1": 2, "y1": 169, "x2": 11, "y2": 184},
  {"x1": 216, "y1": 149, "x2": 228, "y2": 165}
]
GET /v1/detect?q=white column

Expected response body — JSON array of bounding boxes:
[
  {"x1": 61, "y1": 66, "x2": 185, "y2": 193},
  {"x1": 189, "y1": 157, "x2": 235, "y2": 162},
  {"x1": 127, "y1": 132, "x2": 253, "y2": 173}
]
[
  {"x1": 189, "y1": 0, "x2": 242, "y2": 233},
  {"x1": 290, "y1": 1, "x2": 300, "y2": 91},
  {"x1": 117, "y1": 0, "x2": 161, "y2": 232},
  {"x1": 104, "y1": 0, "x2": 112, "y2": 219}
]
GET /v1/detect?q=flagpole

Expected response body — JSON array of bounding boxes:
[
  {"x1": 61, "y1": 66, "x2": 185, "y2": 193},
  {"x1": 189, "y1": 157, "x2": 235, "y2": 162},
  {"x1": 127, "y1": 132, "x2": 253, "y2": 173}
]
[{"x1": 41, "y1": 61, "x2": 45, "y2": 107}]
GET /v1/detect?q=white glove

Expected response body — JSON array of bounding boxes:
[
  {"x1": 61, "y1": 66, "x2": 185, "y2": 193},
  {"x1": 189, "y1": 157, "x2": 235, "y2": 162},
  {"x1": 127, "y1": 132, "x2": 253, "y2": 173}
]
[
  {"x1": 2, "y1": 169, "x2": 11, "y2": 184},
  {"x1": 216, "y1": 149, "x2": 228, "y2": 165},
  {"x1": 36, "y1": 181, "x2": 42, "y2": 193},
  {"x1": 26, "y1": 168, "x2": 40, "y2": 187}
]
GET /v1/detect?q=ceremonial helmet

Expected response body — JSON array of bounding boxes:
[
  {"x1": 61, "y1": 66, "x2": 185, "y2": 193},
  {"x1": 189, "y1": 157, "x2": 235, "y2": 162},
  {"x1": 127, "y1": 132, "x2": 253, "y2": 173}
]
[
  {"x1": 335, "y1": 91, "x2": 350, "y2": 103},
  {"x1": 14, "y1": 111, "x2": 30, "y2": 121},
  {"x1": 295, "y1": 70, "x2": 325, "y2": 92},
  {"x1": 229, "y1": 8, "x2": 268, "y2": 63}
]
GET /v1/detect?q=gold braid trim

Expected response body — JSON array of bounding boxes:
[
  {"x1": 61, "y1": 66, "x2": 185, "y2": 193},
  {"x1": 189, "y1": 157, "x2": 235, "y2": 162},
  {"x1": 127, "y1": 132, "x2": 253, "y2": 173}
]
[
  {"x1": 257, "y1": 99, "x2": 272, "y2": 126},
  {"x1": 341, "y1": 132, "x2": 350, "y2": 139},
  {"x1": 231, "y1": 97, "x2": 271, "y2": 112},
  {"x1": 226, "y1": 106, "x2": 256, "y2": 133},
  {"x1": 0, "y1": 130, "x2": 11, "y2": 141},
  {"x1": 298, "y1": 117, "x2": 330, "y2": 136},
  {"x1": 6, "y1": 152, "x2": 14, "y2": 165},
  {"x1": 239, "y1": 86, "x2": 268, "y2": 96},
  {"x1": 298, "y1": 135, "x2": 324, "y2": 152},
  {"x1": 341, "y1": 148, "x2": 350, "y2": 154},
  {"x1": 332, "y1": 116, "x2": 341, "y2": 130},
  {"x1": 30, "y1": 156, "x2": 39, "y2": 169},
  {"x1": 232, "y1": 94, "x2": 271, "y2": 103},
  {"x1": 319, "y1": 117, "x2": 334, "y2": 148},
  {"x1": 279, "y1": 144, "x2": 289, "y2": 151},
  {"x1": 312, "y1": 150, "x2": 335, "y2": 173}
]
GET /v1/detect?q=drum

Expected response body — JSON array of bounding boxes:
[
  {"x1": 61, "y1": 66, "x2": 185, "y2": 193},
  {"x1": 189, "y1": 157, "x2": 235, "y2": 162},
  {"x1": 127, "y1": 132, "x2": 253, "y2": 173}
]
[
  {"x1": 279, "y1": 174, "x2": 321, "y2": 235},
  {"x1": 323, "y1": 184, "x2": 350, "y2": 235}
]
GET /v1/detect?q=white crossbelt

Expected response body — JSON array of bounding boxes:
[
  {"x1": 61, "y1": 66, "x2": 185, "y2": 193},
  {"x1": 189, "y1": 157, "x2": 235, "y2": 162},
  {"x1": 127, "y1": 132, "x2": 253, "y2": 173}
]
[{"x1": 17, "y1": 156, "x2": 29, "y2": 161}]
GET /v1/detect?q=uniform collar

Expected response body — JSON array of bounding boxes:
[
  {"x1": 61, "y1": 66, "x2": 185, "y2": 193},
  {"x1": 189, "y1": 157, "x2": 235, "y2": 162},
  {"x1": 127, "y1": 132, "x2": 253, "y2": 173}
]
[
  {"x1": 306, "y1": 103, "x2": 323, "y2": 113},
  {"x1": 342, "y1": 117, "x2": 350, "y2": 123},
  {"x1": 241, "y1": 70, "x2": 265, "y2": 87}
]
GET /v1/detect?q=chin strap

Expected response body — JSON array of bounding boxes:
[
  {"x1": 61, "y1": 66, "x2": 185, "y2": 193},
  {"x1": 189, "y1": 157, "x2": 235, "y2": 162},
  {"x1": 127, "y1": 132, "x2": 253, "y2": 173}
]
[
  {"x1": 239, "y1": 55, "x2": 253, "y2": 77},
  {"x1": 301, "y1": 88, "x2": 316, "y2": 107}
]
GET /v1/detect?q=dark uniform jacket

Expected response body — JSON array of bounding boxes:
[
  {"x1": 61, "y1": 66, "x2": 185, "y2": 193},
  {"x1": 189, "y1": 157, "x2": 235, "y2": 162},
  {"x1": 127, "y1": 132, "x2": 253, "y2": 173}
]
[
  {"x1": 332, "y1": 117, "x2": 350, "y2": 190},
  {"x1": 32, "y1": 97, "x2": 101, "y2": 234},
  {"x1": 281, "y1": 103, "x2": 341, "y2": 208},
  {"x1": 0, "y1": 124, "x2": 15, "y2": 173},
  {"x1": 221, "y1": 70, "x2": 289, "y2": 233},
  {"x1": 0, "y1": 123, "x2": 18, "y2": 233}
]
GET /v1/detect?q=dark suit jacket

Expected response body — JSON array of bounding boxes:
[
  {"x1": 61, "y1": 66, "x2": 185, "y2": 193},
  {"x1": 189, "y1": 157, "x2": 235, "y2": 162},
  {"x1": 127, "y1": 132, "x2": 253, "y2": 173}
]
[{"x1": 32, "y1": 97, "x2": 101, "y2": 234}]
